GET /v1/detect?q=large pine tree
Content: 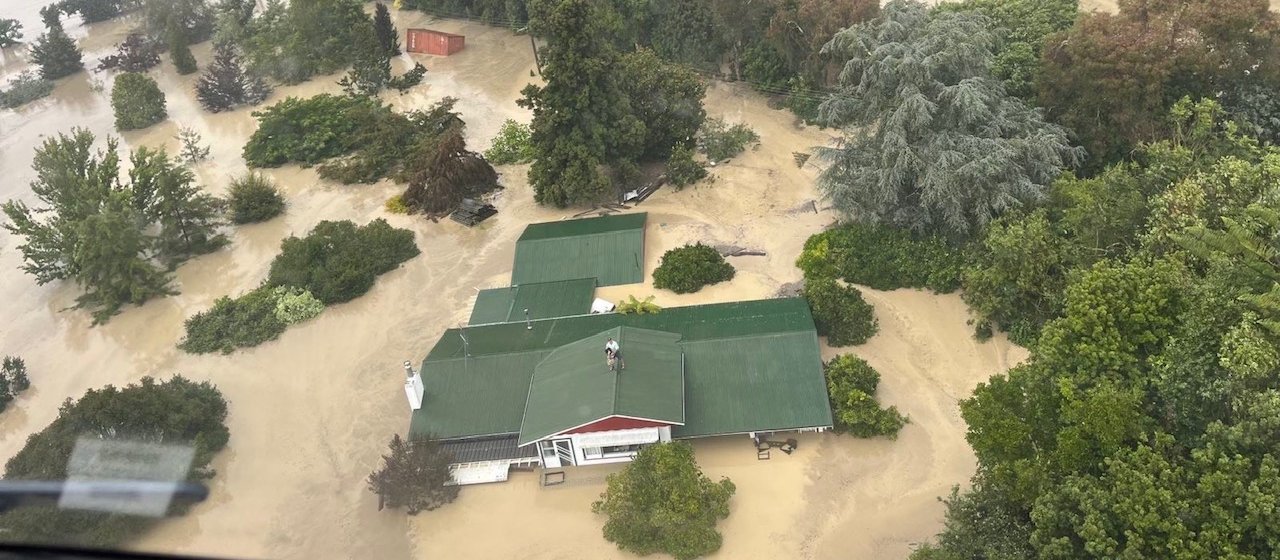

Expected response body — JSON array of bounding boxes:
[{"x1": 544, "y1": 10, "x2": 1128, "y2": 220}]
[
  {"x1": 816, "y1": 0, "x2": 1081, "y2": 238},
  {"x1": 373, "y1": 2, "x2": 400, "y2": 56},
  {"x1": 129, "y1": 148, "x2": 227, "y2": 266},
  {"x1": 195, "y1": 42, "x2": 271, "y2": 112},
  {"x1": 29, "y1": 22, "x2": 83, "y2": 80},
  {"x1": 519, "y1": 0, "x2": 640, "y2": 207},
  {"x1": 339, "y1": 23, "x2": 391, "y2": 96}
]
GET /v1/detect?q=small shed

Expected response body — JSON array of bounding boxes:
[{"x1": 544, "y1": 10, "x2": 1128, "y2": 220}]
[{"x1": 406, "y1": 29, "x2": 465, "y2": 56}]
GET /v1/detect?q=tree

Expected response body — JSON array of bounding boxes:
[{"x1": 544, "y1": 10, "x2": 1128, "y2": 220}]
[
  {"x1": 616, "y1": 49, "x2": 707, "y2": 161},
  {"x1": 0, "y1": 18, "x2": 21, "y2": 47},
  {"x1": 936, "y1": 0, "x2": 1076, "y2": 99},
  {"x1": 652, "y1": 244, "x2": 735, "y2": 294},
  {"x1": 816, "y1": 0, "x2": 1081, "y2": 238},
  {"x1": 241, "y1": 0, "x2": 374, "y2": 84},
  {"x1": 128, "y1": 148, "x2": 226, "y2": 266},
  {"x1": 0, "y1": 376, "x2": 228, "y2": 548},
  {"x1": 30, "y1": 22, "x2": 83, "y2": 80},
  {"x1": 169, "y1": 25, "x2": 199, "y2": 74},
  {"x1": 373, "y1": 2, "x2": 400, "y2": 56},
  {"x1": 111, "y1": 72, "x2": 167, "y2": 131},
  {"x1": 520, "y1": 0, "x2": 638, "y2": 206},
  {"x1": 103, "y1": 33, "x2": 160, "y2": 73},
  {"x1": 592, "y1": 442, "x2": 735, "y2": 560},
  {"x1": 400, "y1": 129, "x2": 498, "y2": 216},
  {"x1": 367, "y1": 434, "x2": 458, "y2": 514},
  {"x1": 2, "y1": 130, "x2": 225, "y2": 323},
  {"x1": 1039, "y1": 0, "x2": 1280, "y2": 169},
  {"x1": 339, "y1": 23, "x2": 391, "y2": 96},
  {"x1": 647, "y1": 0, "x2": 723, "y2": 70},
  {"x1": 765, "y1": 0, "x2": 878, "y2": 84},
  {"x1": 195, "y1": 41, "x2": 272, "y2": 112},
  {"x1": 59, "y1": 0, "x2": 127, "y2": 23},
  {"x1": 961, "y1": 209, "x2": 1072, "y2": 344}
]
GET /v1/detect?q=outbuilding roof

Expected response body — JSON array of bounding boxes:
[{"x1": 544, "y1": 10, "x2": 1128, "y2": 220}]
[
  {"x1": 511, "y1": 213, "x2": 646, "y2": 286},
  {"x1": 518, "y1": 327, "x2": 685, "y2": 446},
  {"x1": 468, "y1": 278, "x2": 596, "y2": 326},
  {"x1": 409, "y1": 298, "x2": 832, "y2": 442}
]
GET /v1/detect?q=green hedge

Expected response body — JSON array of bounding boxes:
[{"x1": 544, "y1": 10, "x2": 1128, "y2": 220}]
[
  {"x1": 797, "y1": 223, "x2": 964, "y2": 293},
  {"x1": 267, "y1": 219, "x2": 419, "y2": 305},
  {"x1": 243, "y1": 94, "x2": 384, "y2": 167},
  {"x1": 803, "y1": 276, "x2": 878, "y2": 346},
  {"x1": 653, "y1": 243, "x2": 735, "y2": 294}
]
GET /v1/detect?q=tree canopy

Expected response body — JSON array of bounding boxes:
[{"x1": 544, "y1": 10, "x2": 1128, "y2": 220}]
[
  {"x1": 2, "y1": 130, "x2": 224, "y2": 323},
  {"x1": 0, "y1": 376, "x2": 229, "y2": 548},
  {"x1": 816, "y1": 0, "x2": 1081, "y2": 238},
  {"x1": 592, "y1": 442, "x2": 735, "y2": 560}
]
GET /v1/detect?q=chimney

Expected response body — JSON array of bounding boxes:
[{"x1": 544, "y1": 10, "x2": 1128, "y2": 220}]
[{"x1": 404, "y1": 360, "x2": 424, "y2": 410}]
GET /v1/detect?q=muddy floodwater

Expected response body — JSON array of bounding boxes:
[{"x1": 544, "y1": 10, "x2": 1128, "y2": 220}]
[{"x1": 1, "y1": 9, "x2": 1030, "y2": 560}]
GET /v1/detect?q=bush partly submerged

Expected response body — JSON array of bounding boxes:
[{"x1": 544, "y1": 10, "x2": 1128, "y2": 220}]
[
  {"x1": 228, "y1": 172, "x2": 285, "y2": 224},
  {"x1": 0, "y1": 71, "x2": 54, "y2": 109},
  {"x1": 653, "y1": 243, "x2": 735, "y2": 294},
  {"x1": 797, "y1": 223, "x2": 963, "y2": 293}
]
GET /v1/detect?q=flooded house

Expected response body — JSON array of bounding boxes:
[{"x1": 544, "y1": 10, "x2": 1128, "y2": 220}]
[{"x1": 406, "y1": 213, "x2": 834, "y2": 484}]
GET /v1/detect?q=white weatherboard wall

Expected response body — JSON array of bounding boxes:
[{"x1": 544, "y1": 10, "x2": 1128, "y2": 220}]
[{"x1": 540, "y1": 426, "x2": 672, "y2": 467}]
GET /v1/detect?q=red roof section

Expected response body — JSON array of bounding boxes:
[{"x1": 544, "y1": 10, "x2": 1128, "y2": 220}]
[{"x1": 563, "y1": 416, "x2": 672, "y2": 435}]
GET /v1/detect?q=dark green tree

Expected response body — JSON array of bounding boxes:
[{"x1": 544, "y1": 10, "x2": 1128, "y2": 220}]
[
  {"x1": 373, "y1": 2, "x2": 400, "y2": 56},
  {"x1": 0, "y1": 18, "x2": 22, "y2": 47},
  {"x1": 616, "y1": 49, "x2": 706, "y2": 161},
  {"x1": 647, "y1": 0, "x2": 722, "y2": 70},
  {"x1": 339, "y1": 23, "x2": 391, "y2": 96},
  {"x1": 195, "y1": 41, "x2": 272, "y2": 112},
  {"x1": 169, "y1": 25, "x2": 198, "y2": 74},
  {"x1": 520, "y1": 0, "x2": 639, "y2": 206},
  {"x1": 111, "y1": 72, "x2": 167, "y2": 131},
  {"x1": 69, "y1": 194, "x2": 175, "y2": 322},
  {"x1": 592, "y1": 442, "x2": 736, "y2": 560},
  {"x1": 935, "y1": 0, "x2": 1076, "y2": 99},
  {"x1": 367, "y1": 434, "x2": 458, "y2": 514},
  {"x1": 266, "y1": 219, "x2": 419, "y2": 304},
  {"x1": 803, "y1": 275, "x2": 878, "y2": 346},
  {"x1": 29, "y1": 22, "x2": 83, "y2": 80},
  {"x1": 824, "y1": 354, "x2": 907, "y2": 437},
  {"x1": 0, "y1": 376, "x2": 229, "y2": 548},
  {"x1": 817, "y1": 0, "x2": 1081, "y2": 238},
  {"x1": 961, "y1": 209, "x2": 1072, "y2": 344},
  {"x1": 128, "y1": 148, "x2": 226, "y2": 266}
]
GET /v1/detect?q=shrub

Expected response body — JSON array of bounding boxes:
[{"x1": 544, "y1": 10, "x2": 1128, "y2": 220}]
[
  {"x1": 653, "y1": 244, "x2": 735, "y2": 294},
  {"x1": 0, "y1": 376, "x2": 228, "y2": 548},
  {"x1": 30, "y1": 23, "x2": 83, "y2": 80},
  {"x1": 196, "y1": 42, "x2": 272, "y2": 113},
  {"x1": 271, "y1": 286, "x2": 324, "y2": 325},
  {"x1": 267, "y1": 219, "x2": 420, "y2": 305},
  {"x1": 243, "y1": 94, "x2": 380, "y2": 167},
  {"x1": 617, "y1": 295, "x2": 661, "y2": 314},
  {"x1": 227, "y1": 172, "x2": 285, "y2": 224},
  {"x1": 483, "y1": 119, "x2": 535, "y2": 165},
  {"x1": 0, "y1": 18, "x2": 20, "y2": 48},
  {"x1": 803, "y1": 276, "x2": 878, "y2": 346},
  {"x1": 667, "y1": 144, "x2": 707, "y2": 188},
  {"x1": 367, "y1": 434, "x2": 458, "y2": 514},
  {"x1": 0, "y1": 355, "x2": 31, "y2": 413},
  {"x1": 697, "y1": 117, "x2": 759, "y2": 162},
  {"x1": 388, "y1": 62, "x2": 427, "y2": 93},
  {"x1": 797, "y1": 223, "x2": 964, "y2": 293},
  {"x1": 179, "y1": 287, "x2": 287, "y2": 354},
  {"x1": 169, "y1": 30, "x2": 198, "y2": 75},
  {"x1": 0, "y1": 71, "x2": 54, "y2": 109},
  {"x1": 111, "y1": 72, "x2": 167, "y2": 131},
  {"x1": 385, "y1": 194, "x2": 410, "y2": 214},
  {"x1": 824, "y1": 355, "x2": 907, "y2": 438}
]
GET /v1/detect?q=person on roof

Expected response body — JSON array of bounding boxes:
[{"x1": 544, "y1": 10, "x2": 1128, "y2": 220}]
[{"x1": 605, "y1": 337, "x2": 624, "y2": 371}]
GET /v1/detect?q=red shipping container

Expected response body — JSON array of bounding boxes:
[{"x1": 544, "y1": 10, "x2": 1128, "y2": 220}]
[{"x1": 405, "y1": 29, "x2": 465, "y2": 56}]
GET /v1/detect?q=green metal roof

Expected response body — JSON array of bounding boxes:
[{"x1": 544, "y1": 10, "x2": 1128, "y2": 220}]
[
  {"x1": 518, "y1": 212, "x2": 647, "y2": 242},
  {"x1": 511, "y1": 213, "x2": 646, "y2": 286},
  {"x1": 468, "y1": 278, "x2": 597, "y2": 326},
  {"x1": 410, "y1": 298, "x2": 832, "y2": 441},
  {"x1": 518, "y1": 327, "x2": 685, "y2": 446}
]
